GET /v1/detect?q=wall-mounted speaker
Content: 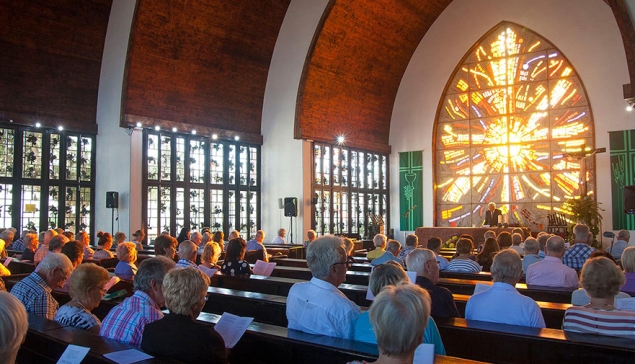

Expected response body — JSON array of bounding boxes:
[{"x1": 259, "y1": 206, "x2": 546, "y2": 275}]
[
  {"x1": 106, "y1": 191, "x2": 119, "y2": 209},
  {"x1": 625, "y1": 186, "x2": 635, "y2": 214},
  {"x1": 284, "y1": 197, "x2": 297, "y2": 217}
]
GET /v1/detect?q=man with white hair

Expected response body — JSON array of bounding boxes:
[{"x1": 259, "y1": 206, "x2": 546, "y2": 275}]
[
  {"x1": 407, "y1": 248, "x2": 459, "y2": 317},
  {"x1": 466, "y1": 250, "x2": 545, "y2": 328},
  {"x1": 484, "y1": 202, "x2": 502, "y2": 226},
  {"x1": 272, "y1": 228, "x2": 287, "y2": 244},
  {"x1": 367, "y1": 234, "x2": 387, "y2": 261},
  {"x1": 526, "y1": 236, "x2": 578, "y2": 289},
  {"x1": 562, "y1": 224, "x2": 596, "y2": 271},
  {"x1": 246, "y1": 230, "x2": 268, "y2": 262},
  {"x1": 10, "y1": 252, "x2": 73, "y2": 319},
  {"x1": 190, "y1": 231, "x2": 204, "y2": 254},
  {"x1": 176, "y1": 240, "x2": 198, "y2": 269},
  {"x1": 34, "y1": 229, "x2": 58, "y2": 265},
  {"x1": 371, "y1": 240, "x2": 404, "y2": 267},
  {"x1": 608, "y1": 230, "x2": 630, "y2": 260},
  {"x1": 510, "y1": 233, "x2": 524, "y2": 256},
  {"x1": 521, "y1": 237, "x2": 543, "y2": 274},
  {"x1": 286, "y1": 235, "x2": 361, "y2": 339}
]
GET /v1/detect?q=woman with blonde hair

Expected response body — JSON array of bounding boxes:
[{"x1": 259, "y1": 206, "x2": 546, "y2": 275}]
[
  {"x1": 141, "y1": 267, "x2": 227, "y2": 363},
  {"x1": 199, "y1": 242, "x2": 221, "y2": 276},
  {"x1": 54, "y1": 263, "x2": 110, "y2": 333},
  {"x1": 0, "y1": 292, "x2": 28, "y2": 364},
  {"x1": 114, "y1": 242, "x2": 138, "y2": 280}
]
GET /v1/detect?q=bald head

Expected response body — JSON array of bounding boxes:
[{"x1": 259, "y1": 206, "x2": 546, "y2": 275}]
[
  {"x1": 43, "y1": 229, "x2": 58, "y2": 245},
  {"x1": 546, "y1": 236, "x2": 566, "y2": 257},
  {"x1": 48, "y1": 235, "x2": 69, "y2": 253},
  {"x1": 178, "y1": 240, "x2": 197, "y2": 262}
]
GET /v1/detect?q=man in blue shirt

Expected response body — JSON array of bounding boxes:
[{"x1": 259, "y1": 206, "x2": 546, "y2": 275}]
[
  {"x1": 246, "y1": 230, "x2": 268, "y2": 261},
  {"x1": 608, "y1": 230, "x2": 630, "y2": 260},
  {"x1": 465, "y1": 250, "x2": 545, "y2": 328},
  {"x1": 371, "y1": 240, "x2": 404, "y2": 267}
]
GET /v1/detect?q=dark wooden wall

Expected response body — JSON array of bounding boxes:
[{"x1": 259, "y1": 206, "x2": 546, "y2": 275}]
[
  {"x1": 0, "y1": 0, "x2": 112, "y2": 133},
  {"x1": 605, "y1": 0, "x2": 635, "y2": 102},
  {"x1": 295, "y1": 0, "x2": 452, "y2": 154},
  {"x1": 123, "y1": 0, "x2": 291, "y2": 144}
]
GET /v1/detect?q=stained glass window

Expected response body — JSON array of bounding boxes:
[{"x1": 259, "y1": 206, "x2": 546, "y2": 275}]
[{"x1": 435, "y1": 22, "x2": 595, "y2": 228}]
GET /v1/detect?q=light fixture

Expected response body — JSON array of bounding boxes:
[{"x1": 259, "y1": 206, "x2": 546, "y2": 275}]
[
  {"x1": 212, "y1": 134, "x2": 218, "y2": 140},
  {"x1": 627, "y1": 105, "x2": 634, "y2": 112},
  {"x1": 172, "y1": 127, "x2": 177, "y2": 132},
  {"x1": 154, "y1": 126, "x2": 160, "y2": 131},
  {"x1": 234, "y1": 135, "x2": 240, "y2": 141},
  {"x1": 191, "y1": 130, "x2": 197, "y2": 135},
  {"x1": 135, "y1": 122, "x2": 142, "y2": 128},
  {"x1": 336, "y1": 134, "x2": 346, "y2": 145},
  {"x1": 57, "y1": 126, "x2": 64, "y2": 131},
  {"x1": 35, "y1": 122, "x2": 41, "y2": 128}
]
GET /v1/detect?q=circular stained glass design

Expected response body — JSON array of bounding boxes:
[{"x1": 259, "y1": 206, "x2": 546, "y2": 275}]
[{"x1": 434, "y1": 22, "x2": 595, "y2": 228}]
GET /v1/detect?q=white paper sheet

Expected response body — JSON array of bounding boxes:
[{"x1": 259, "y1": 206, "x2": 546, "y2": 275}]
[
  {"x1": 413, "y1": 343, "x2": 435, "y2": 364},
  {"x1": 252, "y1": 260, "x2": 276, "y2": 276},
  {"x1": 56, "y1": 344, "x2": 90, "y2": 364},
  {"x1": 615, "y1": 297, "x2": 635, "y2": 311},
  {"x1": 198, "y1": 265, "x2": 218, "y2": 278},
  {"x1": 3, "y1": 256, "x2": 12, "y2": 267},
  {"x1": 473, "y1": 282, "x2": 492, "y2": 294},
  {"x1": 103, "y1": 349, "x2": 153, "y2": 364},
  {"x1": 214, "y1": 312, "x2": 253, "y2": 348}
]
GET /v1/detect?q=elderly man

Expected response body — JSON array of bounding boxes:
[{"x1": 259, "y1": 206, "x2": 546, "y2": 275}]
[
  {"x1": 510, "y1": 233, "x2": 524, "y2": 256},
  {"x1": 371, "y1": 240, "x2": 404, "y2": 267},
  {"x1": 407, "y1": 248, "x2": 459, "y2": 317},
  {"x1": 536, "y1": 232, "x2": 549, "y2": 258},
  {"x1": 34, "y1": 229, "x2": 58, "y2": 265},
  {"x1": 367, "y1": 234, "x2": 387, "y2": 261},
  {"x1": 397, "y1": 234, "x2": 418, "y2": 261},
  {"x1": 246, "y1": 230, "x2": 268, "y2": 262},
  {"x1": 562, "y1": 224, "x2": 597, "y2": 271},
  {"x1": 154, "y1": 234, "x2": 178, "y2": 260},
  {"x1": 466, "y1": 250, "x2": 545, "y2": 328},
  {"x1": 190, "y1": 231, "x2": 203, "y2": 254},
  {"x1": 10, "y1": 253, "x2": 73, "y2": 320},
  {"x1": 9, "y1": 230, "x2": 30, "y2": 252},
  {"x1": 521, "y1": 237, "x2": 543, "y2": 274},
  {"x1": 305, "y1": 230, "x2": 317, "y2": 247},
  {"x1": 272, "y1": 228, "x2": 287, "y2": 244},
  {"x1": 100, "y1": 256, "x2": 176, "y2": 347},
  {"x1": 427, "y1": 237, "x2": 449, "y2": 271},
  {"x1": 176, "y1": 240, "x2": 198, "y2": 269},
  {"x1": 484, "y1": 202, "x2": 502, "y2": 226},
  {"x1": 526, "y1": 236, "x2": 578, "y2": 289},
  {"x1": 286, "y1": 235, "x2": 361, "y2": 339},
  {"x1": 608, "y1": 230, "x2": 630, "y2": 260},
  {"x1": 48, "y1": 235, "x2": 69, "y2": 254}
]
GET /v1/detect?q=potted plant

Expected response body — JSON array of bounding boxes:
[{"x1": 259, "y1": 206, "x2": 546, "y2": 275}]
[{"x1": 561, "y1": 195, "x2": 604, "y2": 248}]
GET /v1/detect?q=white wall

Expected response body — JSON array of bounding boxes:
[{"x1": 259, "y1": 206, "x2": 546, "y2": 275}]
[
  {"x1": 389, "y1": 0, "x2": 635, "y2": 245},
  {"x1": 261, "y1": 0, "x2": 330, "y2": 243},
  {"x1": 95, "y1": 0, "x2": 138, "y2": 238}
]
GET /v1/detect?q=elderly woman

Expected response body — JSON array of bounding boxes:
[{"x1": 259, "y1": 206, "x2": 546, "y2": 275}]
[
  {"x1": 475, "y1": 237, "x2": 500, "y2": 272},
  {"x1": 349, "y1": 284, "x2": 431, "y2": 364},
  {"x1": 131, "y1": 230, "x2": 145, "y2": 251},
  {"x1": 367, "y1": 234, "x2": 387, "y2": 261},
  {"x1": 114, "y1": 242, "x2": 138, "y2": 280},
  {"x1": 54, "y1": 263, "x2": 110, "y2": 333},
  {"x1": 620, "y1": 246, "x2": 635, "y2": 295},
  {"x1": 113, "y1": 231, "x2": 126, "y2": 249},
  {"x1": 153, "y1": 234, "x2": 177, "y2": 260},
  {"x1": 20, "y1": 232, "x2": 38, "y2": 262},
  {"x1": 354, "y1": 261, "x2": 445, "y2": 355},
  {"x1": 446, "y1": 238, "x2": 481, "y2": 273},
  {"x1": 93, "y1": 231, "x2": 114, "y2": 259},
  {"x1": 0, "y1": 292, "x2": 28, "y2": 364},
  {"x1": 76, "y1": 231, "x2": 94, "y2": 260},
  {"x1": 221, "y1": 238, "x2": 252, "y2": 276},
  {"x1": 141, "y1": 267, "x2": 228, "y2": 363},
  {"x1": 199, "y1": 242, "x2": 221, "y2": 273},
  {"x1": 563, "y1": 257, "x2": 635, "y2": 338}
]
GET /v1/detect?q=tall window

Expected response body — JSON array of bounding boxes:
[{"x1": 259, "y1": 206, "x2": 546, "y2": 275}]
[
  {"x1": 435, "y1": 22, "x2": 594, "y2": 228},
  {"x1": 143, "y1": 131, "x2": 260, "y2": 242},
  {"x1": 0, "y1": 125, "x2": 95, "y2": 233},
  {"x1": 312, "y1": 142, "x2": 389, "y2": 238}
]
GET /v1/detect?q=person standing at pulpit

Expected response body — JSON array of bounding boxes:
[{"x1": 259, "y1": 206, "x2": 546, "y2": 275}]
[{"x1": 483, "y1": 202, "x2": 502, "y2": 227}]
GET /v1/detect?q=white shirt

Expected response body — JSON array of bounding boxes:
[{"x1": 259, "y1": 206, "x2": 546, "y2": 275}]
[
  {"x1": 271, "y1": 236, "x2": 286, "y2": 245},
  {"x1": 286, "y1": 277, "x2": 361, "y2": 339}
]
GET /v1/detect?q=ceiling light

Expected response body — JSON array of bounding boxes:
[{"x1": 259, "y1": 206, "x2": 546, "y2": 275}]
[
  {"x1": 57, "y1": 126, "x2": 64, "y2": 131},
  {"x1": 212, "y1": 134, "x2": 218, "y2": 140},
  {"x1": 136, "y1": 122, "x2": 142, "y2": 128},
  {"x1": 154, "y1": 126, "x2": 160, "y2": 131},
  {"x1": 35, "y1": 122, "x2": 41, "y2": 128},
  {"x1": 191, "y1": 130, "x2": 197, "y2": 135},
  {"x1": 234, "y1": 136, "x2": 240, "y2": 141}
]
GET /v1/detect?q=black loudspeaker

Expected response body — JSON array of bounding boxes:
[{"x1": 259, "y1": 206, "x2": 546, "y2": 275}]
[
  {"x1": 284, "y1": 197, "x2": 297, "y2": 217},
  {"x1": 106, "y1": 191, "x2": 119, "y2": 209},
  {"x1": 625, "y1": 186, "x2": 635, "y2": 214}
]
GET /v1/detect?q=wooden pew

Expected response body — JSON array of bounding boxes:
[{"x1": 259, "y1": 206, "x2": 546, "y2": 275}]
[
  {"x1": 274, "y1": 258, "x2": 372, "y2": 272},
  {"x1": 20, "y1": 314, "x2": 180, "y2": 364},
  {"x1": 2, "y1": 259, "x2": 36, "y2": 274},
  {"x1": 435, "y1": 316, "x2": 635, "y2": 363}
]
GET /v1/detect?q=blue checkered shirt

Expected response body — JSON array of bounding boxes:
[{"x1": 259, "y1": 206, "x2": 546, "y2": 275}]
[
  {"x1": 176, "y1": 259, "x2": 197, "y2": 269},
  {"x1": 562, "y1": 243, "x2": 596, "y2": 271},
  {"x1": 10, "y1": 272, "x2": 58, "y2": 319},
  {"x1": 10, "y1": 239, "x2": 25, "y2": 252}
]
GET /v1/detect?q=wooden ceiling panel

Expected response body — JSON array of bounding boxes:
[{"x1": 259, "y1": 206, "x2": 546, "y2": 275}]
[
  {"x1": 296, "y1": 0, "x2": 452, "y2": 153},
  {"x1": 124, "y1": 0, "x2": 291, "y2": 142},
  {"x1": 0, "y1": 0, "x2": 112, "y2": 132}
]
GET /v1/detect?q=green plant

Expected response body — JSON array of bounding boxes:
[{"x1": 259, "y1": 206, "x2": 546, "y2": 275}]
[{"x1": 562, "y1": 195, "x2": 604, "y2": 248}]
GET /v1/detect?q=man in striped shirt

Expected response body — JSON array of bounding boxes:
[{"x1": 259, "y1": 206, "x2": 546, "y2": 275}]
[{"x1": 100, "y1": 256, "x2": 176, "y2": 348}]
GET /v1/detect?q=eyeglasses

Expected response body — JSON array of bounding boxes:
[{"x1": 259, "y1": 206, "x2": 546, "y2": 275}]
[{"x1": 331, "y1": 261, "x2": 353, "y2": 269}]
